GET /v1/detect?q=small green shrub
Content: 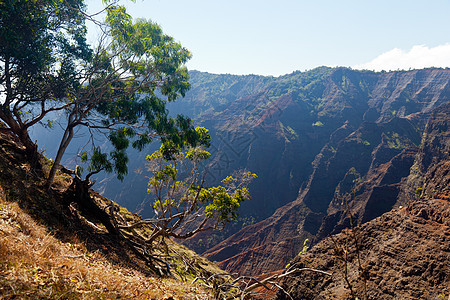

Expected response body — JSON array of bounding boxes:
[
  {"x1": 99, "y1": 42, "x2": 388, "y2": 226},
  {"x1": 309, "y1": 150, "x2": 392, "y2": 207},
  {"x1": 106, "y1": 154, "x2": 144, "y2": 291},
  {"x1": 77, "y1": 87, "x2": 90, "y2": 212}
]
[
  {"x1": 298, "y1": 239, "x2": 309, "y2": 256},
  {"x1": 416, "y1": 187, "x2": 423, "y2": 198}
]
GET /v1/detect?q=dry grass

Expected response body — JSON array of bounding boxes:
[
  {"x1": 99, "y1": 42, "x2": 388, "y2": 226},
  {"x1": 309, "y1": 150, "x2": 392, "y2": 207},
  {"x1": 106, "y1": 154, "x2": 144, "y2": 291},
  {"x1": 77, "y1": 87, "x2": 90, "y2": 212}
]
[
  {"x1": 0, "y1": 187, "x2": 211, "y2": 299},
  {"x1": 0, "y1": 130, "x2": 222, "y2": 299},
  {"x1": 92, "y1": 193, "x2": 225, "y2": 283}
]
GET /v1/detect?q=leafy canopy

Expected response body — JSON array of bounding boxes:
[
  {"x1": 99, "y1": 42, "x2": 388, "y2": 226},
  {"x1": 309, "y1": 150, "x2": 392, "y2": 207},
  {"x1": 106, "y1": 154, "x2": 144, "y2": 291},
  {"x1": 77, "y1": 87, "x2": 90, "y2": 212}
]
[
  {"x1": 1, "y1": 0, "x2": 210, "y2": 184},
  {"x1": 139, "y1": 142, "x2": 257, "y2": 243},
  {"x1": 0, "y1": 0, "x2": 91, "y2": 132},
  {"x1": 74, "y1": 4, "x2": 208, "y2": 181}
]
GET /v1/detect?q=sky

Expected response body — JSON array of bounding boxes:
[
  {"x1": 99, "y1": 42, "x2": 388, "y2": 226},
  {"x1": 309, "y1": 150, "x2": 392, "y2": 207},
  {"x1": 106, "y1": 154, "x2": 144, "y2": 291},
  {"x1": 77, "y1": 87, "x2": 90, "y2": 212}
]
[{"x1": 86, "y1": 0, "x2": 450, "y2": 76}]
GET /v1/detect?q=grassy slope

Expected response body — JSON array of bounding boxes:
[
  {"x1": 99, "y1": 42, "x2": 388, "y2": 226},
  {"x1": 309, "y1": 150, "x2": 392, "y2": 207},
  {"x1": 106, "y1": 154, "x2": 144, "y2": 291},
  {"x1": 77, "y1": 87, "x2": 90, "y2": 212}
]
[{"x1": 0, "y1": 130, "x2": 221, "y2": 299}]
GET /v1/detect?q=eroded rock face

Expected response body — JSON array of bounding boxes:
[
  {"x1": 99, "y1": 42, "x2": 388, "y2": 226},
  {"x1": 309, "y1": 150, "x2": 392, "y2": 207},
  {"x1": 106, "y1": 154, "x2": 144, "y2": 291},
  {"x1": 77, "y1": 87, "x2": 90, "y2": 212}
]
[
  {"x1": 202, "y1": 95, "x2": 450, "y2": 276},
  {"x1": 94, "y1": 67, "x2": 450, "y2": 225},
  {"x1": 202, "y1": 123, "x2": 420, "y2": 275},
  {"x1": 275, "y1": 103, "x2": 450, "y2": 299},
  {"x1": 399, "y1": 103, "x2": 450, "y2": 202}
]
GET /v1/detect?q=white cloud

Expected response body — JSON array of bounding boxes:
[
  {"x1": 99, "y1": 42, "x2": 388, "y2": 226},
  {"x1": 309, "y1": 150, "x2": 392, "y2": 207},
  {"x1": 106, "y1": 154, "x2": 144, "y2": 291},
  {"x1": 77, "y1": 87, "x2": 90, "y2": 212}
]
[{"x1": 353, "y1": 44, "x2": 450, "y2": 71}]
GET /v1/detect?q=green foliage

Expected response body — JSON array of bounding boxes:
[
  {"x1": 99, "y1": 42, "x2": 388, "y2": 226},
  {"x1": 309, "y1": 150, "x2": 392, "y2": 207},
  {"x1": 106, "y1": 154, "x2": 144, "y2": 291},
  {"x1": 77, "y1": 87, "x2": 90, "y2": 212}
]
[
  {"x1": 298, "y1": 239, "x2": 309, "y2": 256},
  {"x1": 186, "y1": 147, "x2": 211, "y2": 161},
  {"x1": 0, "y1": 0, "x2": 91, "y2": 104},
  {"x1": 1, "y1": 0, "x2": 210, "y2": 186},
  {"x1": 144, "y1": 146, "x2": 256, "y2": 242},
  {"x1": 268, "y1": 67, "x2": 333, "y2": 101},
  {"x1": 416, "y1": 187, "x2": 423, "y2": 198},
  {"x1": 89, "y1": 148, "x2": 113, "y2": 174},
  {"x1": 158, "y1": 127, "x2": 211, "y2": 161},
  {"x1": 0, "y1": 0, "x2": 91, "y2": 157},
  {"x1": 77, "y1": 8, "x2": 205, "y2": 180},
  {"x1": 385, "y1": 132, "x2": 408, "y2": 149},
  {"x1": 203, "y1": 186, "x2": 246, "y2": 223}
]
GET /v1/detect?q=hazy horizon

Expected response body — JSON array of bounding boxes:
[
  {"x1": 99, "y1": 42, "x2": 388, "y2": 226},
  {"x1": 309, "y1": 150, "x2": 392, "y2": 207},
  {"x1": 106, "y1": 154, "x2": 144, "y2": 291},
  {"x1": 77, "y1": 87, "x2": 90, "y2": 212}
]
[{"x1": 87, "y1": 0, "x2": 450, "y2": 76}]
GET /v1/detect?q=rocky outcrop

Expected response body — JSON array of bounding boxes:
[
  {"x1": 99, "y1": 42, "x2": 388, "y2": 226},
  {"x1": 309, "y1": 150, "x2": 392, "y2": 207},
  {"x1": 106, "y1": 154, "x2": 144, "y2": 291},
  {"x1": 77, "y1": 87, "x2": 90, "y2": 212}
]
[
  {"x1": 399, "y1": 103, "x2": 450, "y2": 202},
  {"x1": 202, "y1": 120, "x2": 421, "y2": 275},
  {"x1": 91, "y1": 68, "x2": 450, "y2": 222}
]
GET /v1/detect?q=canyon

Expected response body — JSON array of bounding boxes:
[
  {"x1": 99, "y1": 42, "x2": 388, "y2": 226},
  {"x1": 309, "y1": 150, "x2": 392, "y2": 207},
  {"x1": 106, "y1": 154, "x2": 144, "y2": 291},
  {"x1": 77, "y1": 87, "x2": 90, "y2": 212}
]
[{"x1": 32, "y1": 67, "x2": 450, "y2": 279}]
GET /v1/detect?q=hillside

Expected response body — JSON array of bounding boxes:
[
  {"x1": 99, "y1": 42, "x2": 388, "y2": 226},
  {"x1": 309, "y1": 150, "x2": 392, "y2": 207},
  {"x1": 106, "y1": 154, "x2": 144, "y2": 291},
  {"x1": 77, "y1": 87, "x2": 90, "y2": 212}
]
[
  {"x1": 203, "y1": 102, "x2": 450, "y2": 276},
  {"x1": 275, "y1": 196, "x2": 450, "y2": 299},
  {"x1": 0, "y1": 128, "x2": 221, "y2": 299}
]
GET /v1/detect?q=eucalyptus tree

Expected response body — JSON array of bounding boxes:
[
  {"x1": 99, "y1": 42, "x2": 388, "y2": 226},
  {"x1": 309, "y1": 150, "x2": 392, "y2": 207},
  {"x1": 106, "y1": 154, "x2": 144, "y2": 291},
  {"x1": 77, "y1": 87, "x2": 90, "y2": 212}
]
[
  {"x1": 46, "y1": 5, "x2": 205, "y2": 186},
  {"x1": 0, "y1": 0, "x2": 207, "y2": 186},
  {"x1": 0, "y1": 0, "x2": 91, "y2": 158},
  {"x1": 109, "y1": 145, "x2": 256, "y2": 272}
]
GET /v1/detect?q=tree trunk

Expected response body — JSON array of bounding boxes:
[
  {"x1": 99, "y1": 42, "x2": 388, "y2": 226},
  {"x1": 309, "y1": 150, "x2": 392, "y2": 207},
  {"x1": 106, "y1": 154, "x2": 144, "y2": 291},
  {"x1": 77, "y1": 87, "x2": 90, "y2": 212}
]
[
  {"x1": 0, "y1": 57, "x2": 38, "y2": 158},
  {"x1": 19, "y1": 128, "x2": 38, "y2": 159},
  {"x1": 65, "y1": 176, "x2": 118, "y2": 235},
  {"x1": 0, "y1": 109, "x2": 40, "y2": 165},
  {"x1": 46, "y1": 125, "x2": 74, "y2": 188}
]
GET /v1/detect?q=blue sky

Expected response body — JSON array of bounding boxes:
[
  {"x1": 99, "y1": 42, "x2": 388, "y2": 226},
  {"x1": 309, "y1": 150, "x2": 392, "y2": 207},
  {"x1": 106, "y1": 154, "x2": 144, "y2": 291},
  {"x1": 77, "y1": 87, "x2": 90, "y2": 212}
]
[{"x1": 87, "y1": 0, "x2": 450, "y2": 76}]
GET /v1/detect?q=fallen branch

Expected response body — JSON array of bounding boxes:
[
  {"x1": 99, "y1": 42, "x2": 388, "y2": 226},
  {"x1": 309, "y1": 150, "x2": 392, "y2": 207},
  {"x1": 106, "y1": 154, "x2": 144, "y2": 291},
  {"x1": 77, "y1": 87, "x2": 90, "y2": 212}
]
[{"x1": 192, "y1": 267, "x2": 332, "y2": 299}]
